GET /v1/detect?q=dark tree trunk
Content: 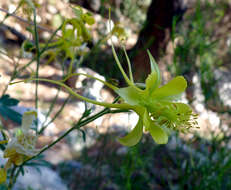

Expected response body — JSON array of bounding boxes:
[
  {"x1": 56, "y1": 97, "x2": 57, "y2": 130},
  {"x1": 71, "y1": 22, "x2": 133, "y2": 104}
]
[{"x1": 130, "y1": 0, "x2": 187, "y2": 81}]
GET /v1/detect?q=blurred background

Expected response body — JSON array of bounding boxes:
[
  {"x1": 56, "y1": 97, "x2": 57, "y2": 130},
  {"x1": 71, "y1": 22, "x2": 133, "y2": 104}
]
[{"x1": 0, "y1": 0, "x2": 231, "y2": 189}]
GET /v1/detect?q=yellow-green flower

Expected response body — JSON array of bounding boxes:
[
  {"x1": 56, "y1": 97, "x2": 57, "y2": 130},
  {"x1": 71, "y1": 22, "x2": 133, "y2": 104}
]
[
  {"x1": 3, "y1": 111, "x2": 39, "y2": 168},
  {"x1": 112, "y1": 49, "x2": 198, "y2": 146}
]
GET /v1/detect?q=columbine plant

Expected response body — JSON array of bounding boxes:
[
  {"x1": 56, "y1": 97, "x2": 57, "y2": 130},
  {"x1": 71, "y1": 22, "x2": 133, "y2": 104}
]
[
  {"x1": 22, "y1": 43, "x2": 198, "y2": 147},
  {"x1": 0, "y1": 2, "x2": 198, "y2": 187}
]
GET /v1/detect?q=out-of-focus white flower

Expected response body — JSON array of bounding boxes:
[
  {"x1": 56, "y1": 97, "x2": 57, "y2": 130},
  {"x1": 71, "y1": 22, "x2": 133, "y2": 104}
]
[{"x1": 3, "y1": 111, "x2": 40, "y2": 169}]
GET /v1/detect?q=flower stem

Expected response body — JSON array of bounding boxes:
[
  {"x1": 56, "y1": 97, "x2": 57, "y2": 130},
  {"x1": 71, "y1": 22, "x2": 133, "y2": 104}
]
[
  {"x1": 11, "y1": 78, "x2": 133, "y2": 109},
  {"x1": 24, "y1": 104, "x2": 128, "y2": 164},
  {"x1": 33, "y1": 9, "x2": 40, "y2": 114},
  {"x1": 7, "y1": 165, "x2": 17, "y2": 190}
]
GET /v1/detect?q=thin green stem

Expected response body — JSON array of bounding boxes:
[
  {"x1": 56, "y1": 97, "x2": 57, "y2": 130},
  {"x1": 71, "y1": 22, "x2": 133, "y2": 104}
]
[
  {"x1": 108, "y1": 9, "x2": 134, "y2": 87},
  {"x1": 17, "y1": 24, "x2": 62, "y2": 74},
  {"x1": 24, "y1": 106, "x2": 128, "y2": 164},
  {"x1": 67, "y1": 56, "x2": 74, "y2": 75},
  {"x1": 39, "y1": 55, "x2": 65, "y2": 134},
  {"x1": 123, "y1": 46, "x2": 134, "y2": 83},
  {"x1": 7, "y1": 165, "x2": 17, "y2": 190},
  {"x1": 63, "y1": 73, "x2": 118, "y2": 91},
  {"x1": 39, "y1": 87, "x2": 61, "y2": 132},
  {"x1": 15, "y1": 78, "x2": 132, "y2": 109},
  {"x1": 39, "y1": 24, "x2": 63, "y2": 55},
  {"x1": 33, "y1": 9, "x2": 40, "y2": 113},
  {"x1": 108, "y1": 11, "x2": 141, "y2": 92},
  {"x1": 111, "y1": 42, "x2": 134, "y2": 86},
  {"x1": 38, "y1": 95, "x2": 70, "y2": 135},
  {"x1": 13, "y1": 101, "x2": 128, "y2": 186}
]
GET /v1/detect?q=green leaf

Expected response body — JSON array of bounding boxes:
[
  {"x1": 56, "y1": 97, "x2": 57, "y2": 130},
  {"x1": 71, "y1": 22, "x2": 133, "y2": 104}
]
[
  {"x1": 115, "y1": 86, "x2": 143, "y2": 106},
  {"x1": 118, "y1": 118, "x2": 143, "y2": 146},
  {"x1": 0, "y1": 95, "x2": 21, "y2": 124},
  {"x1": 152, "y1": 76, "x2": 187, "y2": 100},
  {"x1": 0, "y1": 95, "x2": 19, "y2": 106}
]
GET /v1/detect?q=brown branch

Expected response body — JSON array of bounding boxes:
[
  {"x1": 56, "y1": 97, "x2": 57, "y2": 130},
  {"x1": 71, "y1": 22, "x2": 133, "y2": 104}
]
[{"x1": 0, "y1": 7, "x2": 54, "y2": 33}]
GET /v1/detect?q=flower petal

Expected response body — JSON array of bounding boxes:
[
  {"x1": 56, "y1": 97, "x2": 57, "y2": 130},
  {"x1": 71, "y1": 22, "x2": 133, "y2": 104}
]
[
  {"x1": 149, "y1": 124, "x2": 168, "y2": 144},
  {"x1": 143, "y1": 109, "x2": 168, "y2": 144},
  {"x1": 118, "y1": 118, "x2": 143, "y2": 146},
  {"x1": 152, "y1": 76, "x2": 187, "y2": 100},
  {"x1": 21, "y1": 111, "x2": 37, "y2": 131},
  {"x1": 115, "y1": 86, "x2": 143, "y2": 106}
]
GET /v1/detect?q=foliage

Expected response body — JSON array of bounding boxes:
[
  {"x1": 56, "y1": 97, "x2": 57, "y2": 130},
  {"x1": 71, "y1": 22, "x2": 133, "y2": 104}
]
[{"x1": 170, "y1": 0, "x2": 229, "y2": 105}]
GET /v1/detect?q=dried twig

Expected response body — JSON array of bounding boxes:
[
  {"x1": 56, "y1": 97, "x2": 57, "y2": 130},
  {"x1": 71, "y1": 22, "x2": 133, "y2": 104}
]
[{"x1": 0, "y1": 7, "x2": 54, "y2": 33}]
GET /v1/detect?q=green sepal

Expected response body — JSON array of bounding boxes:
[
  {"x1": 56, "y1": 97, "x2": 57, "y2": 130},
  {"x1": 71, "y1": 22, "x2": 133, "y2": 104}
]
[
  {"x1": 143, "y1": 110, "x2": 168, "y2": 144},
  {"x1": 152, "y1": 76, "x2": 187, "y2": 100},
  {"x1": 115, "y1": 86, "x2": 143, "y2": 106},
  {"x1": 118, "y1": 118, "x2": 143, "y2": 146},
  {"x1": 149, "y1": 124, "x2": 168, "y2": 144}
]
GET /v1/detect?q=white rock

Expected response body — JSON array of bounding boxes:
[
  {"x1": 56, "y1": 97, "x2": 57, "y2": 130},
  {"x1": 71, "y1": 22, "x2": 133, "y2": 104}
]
[
  {"x1": 47, "y1": 5, "x2": 58, "y2": 14},
  {"x1": 0, "y1": 151, "x2": 67, "y2": 190},
  {"x1": 192, "y1": 73, "x2": 221, "y2": 135},
  {"x1": 116, "y1": 146, "x2": 128, "y2": 155},
  {"x1": 207, "y1": 111, "x2": 220, "y2": 129},
  {"x1": 214, "y1": 69, "x2": 231, "y2": 107},
  {"x1": 13, "y1": 166, "x2": 68, "y2": 190},
  {"x1": 195, "y1": 103, "x2": 205, "y2": 113}
]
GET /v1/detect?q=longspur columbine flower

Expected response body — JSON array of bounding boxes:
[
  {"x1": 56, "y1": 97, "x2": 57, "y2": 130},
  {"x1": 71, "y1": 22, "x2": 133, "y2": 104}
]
[{"x1": 111, "y1": 47, "x2": 198, "y2": 146}]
